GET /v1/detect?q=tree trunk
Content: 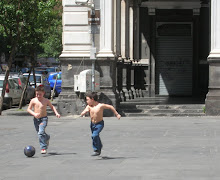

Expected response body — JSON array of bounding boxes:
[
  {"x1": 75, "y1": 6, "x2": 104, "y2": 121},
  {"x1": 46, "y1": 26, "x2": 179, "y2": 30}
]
[
  {"x1": 18, "y1": 53, "x2": 37, "y2": 109},
  {"x1": 51, "y1": 73, "x2": 58, "y2": 101},
  {"x1": 0, "y1": 46, "x2": 16, "y2": 115},
  {"x1": 32, "y1": 53, "x2": 37, "y2": 88},
  {"x1": 18, "y1": 67, "x2": 33, "y2": 109}
]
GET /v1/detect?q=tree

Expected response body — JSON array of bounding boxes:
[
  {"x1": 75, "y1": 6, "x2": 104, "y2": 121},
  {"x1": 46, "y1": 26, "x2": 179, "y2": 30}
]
[
  {"x1": 0, "y1": 0, "x2": 62, "y2": 114},
  {"x1": 17, "y1": 0, "x2": 62, "y2": 109},
  {"x1": 38, "y1": 11, "x2": 62, "y2": 59},
  {"x1": 0, "y1": 0, "x2": 25, "y2": 114}
]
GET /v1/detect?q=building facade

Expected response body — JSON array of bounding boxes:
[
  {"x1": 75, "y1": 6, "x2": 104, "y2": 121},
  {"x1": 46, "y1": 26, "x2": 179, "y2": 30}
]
[{"x1": 58, "y1": 0, "x2": 220, "y2": 116}]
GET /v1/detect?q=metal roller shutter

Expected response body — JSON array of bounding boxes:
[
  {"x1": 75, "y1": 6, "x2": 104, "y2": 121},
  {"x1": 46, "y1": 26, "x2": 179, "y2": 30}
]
[{"x1": 156, "y1": 36, "x2": 193, "y2": 96}]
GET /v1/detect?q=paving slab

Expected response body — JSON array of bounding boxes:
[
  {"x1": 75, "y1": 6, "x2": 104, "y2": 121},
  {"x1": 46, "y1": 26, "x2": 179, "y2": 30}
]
[{"x1": 1, "y1": 111, "x2": 220, "y2": 179}]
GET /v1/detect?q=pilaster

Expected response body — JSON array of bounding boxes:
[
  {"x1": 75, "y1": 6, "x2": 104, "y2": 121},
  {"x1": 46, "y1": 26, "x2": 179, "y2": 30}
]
[
  {"x1": 60, "y1": 1, "x2": 91, "y2": 58},
  {"x1": 97, "y1": 0, "x2": 115, "y2": 57},
  {"x1": 121, "y1": 0, "x2": 126, "y2": 59},
  {"x1": 114, "y1": 0, "x2": 121, "y2": 56},
  {"x1": 129, "y1": 1, "x2": 134, "y2": 61},
  {"x1": 205, "y1": 0, "x2": 220, "y2": 115}
]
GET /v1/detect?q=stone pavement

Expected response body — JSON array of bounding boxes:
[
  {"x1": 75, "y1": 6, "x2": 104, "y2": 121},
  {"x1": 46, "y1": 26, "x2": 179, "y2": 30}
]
[{"x1": 1, "y1": 107, "x2": 220, "y2": 180}]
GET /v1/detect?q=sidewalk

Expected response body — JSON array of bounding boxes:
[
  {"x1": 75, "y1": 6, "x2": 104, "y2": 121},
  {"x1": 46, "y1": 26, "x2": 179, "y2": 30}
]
[
  {"x1": 1, "y1": 108, "x2": 220, "y2": 179},
  {"x1": 1, "y1": 100, "x2": 59, "y2": 117},
  {"x1": 1, "y1": 105, "x2": 29, "y2": 116}
]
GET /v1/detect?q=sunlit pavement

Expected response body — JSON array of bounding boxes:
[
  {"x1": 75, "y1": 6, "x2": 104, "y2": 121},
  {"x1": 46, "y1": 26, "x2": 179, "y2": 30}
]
[{"x1": 1, "y1": 111, "x2": 220, "y2": 179}]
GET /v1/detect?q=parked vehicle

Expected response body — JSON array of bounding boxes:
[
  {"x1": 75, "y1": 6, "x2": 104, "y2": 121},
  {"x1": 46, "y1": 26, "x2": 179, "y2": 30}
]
[
  {"x1": 20, "y1": 67, "x2": 30, "y2": 73},
  {"x1": 23, "y1": 73, "x2": 51, "y2": 98},
  {"x1": 48, "y1": 72, "x2": 62, "y2": 97},
  {"x1": 34, "y1": 68, "x2": 49, "y2": 75},
  {"x1": 0, "y1": 75, "x2": 23, "y2": 108},
  {"x1": 11, "y1": 75, "x2": 35, "y2": 102},
  {"x1": 35, "y1": 66, "x2": 60, "y2": 74},
  {"x1": 46, "y1": 67, "x2": 60, "y2": 73}
]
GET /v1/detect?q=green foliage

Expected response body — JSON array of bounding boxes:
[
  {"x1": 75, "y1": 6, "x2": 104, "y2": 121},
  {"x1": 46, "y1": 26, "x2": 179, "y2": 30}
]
[
  {"x1": 0, "y1": 0, "x2": 62, "y2": 59},
  {"x1": 38, "y1": 0, "x2": 62, "y2": 59},
  {"x1": 0, "y1": 0, "x2": 26, "y2": 50},
  {"x1": 39, "y1": 17, "x2": 62, "y2": 58},
  {"x1": 19, "y1": 0, "x2": 62, "y2": 57}
]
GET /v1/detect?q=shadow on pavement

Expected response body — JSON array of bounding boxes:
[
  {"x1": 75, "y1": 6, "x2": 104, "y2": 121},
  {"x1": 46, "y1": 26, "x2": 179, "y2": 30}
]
[
  {"x1": 43, "y1": 152, "x2": 77, "y2": 157},
  {"x1": 97, "y1": 156, "x2": 136, "y2": 160}
]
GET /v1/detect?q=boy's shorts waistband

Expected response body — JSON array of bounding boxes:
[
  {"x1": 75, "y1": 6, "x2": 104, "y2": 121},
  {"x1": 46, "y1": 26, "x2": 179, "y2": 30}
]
[
  {"x1": 91, "y1": 120, "x2": 104, "y2": 125},
  {"x1": 34, "y1": 116, "x2": 48, "y2": 121}
]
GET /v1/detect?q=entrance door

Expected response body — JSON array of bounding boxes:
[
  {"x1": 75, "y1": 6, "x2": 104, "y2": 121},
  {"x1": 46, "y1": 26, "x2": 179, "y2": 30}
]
[{"x1": 156, "y1": 23, "x2": 193, "y2": 96}]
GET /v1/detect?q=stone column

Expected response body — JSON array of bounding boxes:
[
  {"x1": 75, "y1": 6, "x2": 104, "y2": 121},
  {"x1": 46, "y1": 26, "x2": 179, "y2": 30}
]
[
  {"x1": 95, "y1": 0, "x2": 119, "y2": 116},
  {"x1": 114, "y1": 0, "x2": 121, "y2": 57},
  {"x1": 121, "y1": 0, "x2": 126, "y2": 59},
  {"x1": 97, "y1": 0, "x2": 114, "y2": 57},
  {"x1": 58, "y1": 0, "x2": 90, "y2": 116},
  {"x1": 129, "y1": 2, "x2": 134, "y2": 61},
  {"x1": 126, "y1": 0, "x2": 134, "y2": 99},
  {"x1": 205, "y1": 0, "x2": 220, "y2": 115},
  {"x1": 133, "y1": 1, "x2": 140, "y2": 60},
  {"x1": 114, "y1": 0, "x2": 122, "y2": 102}
]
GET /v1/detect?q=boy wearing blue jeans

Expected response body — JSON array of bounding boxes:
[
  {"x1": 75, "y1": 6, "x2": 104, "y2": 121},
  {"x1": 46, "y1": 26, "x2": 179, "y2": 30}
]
[
  {"x1": 27, "y1": 86, "x2": 60, "y2": 154},
  {"x1": 80, "y1": 92, "x2": 121, "y2": 156}
]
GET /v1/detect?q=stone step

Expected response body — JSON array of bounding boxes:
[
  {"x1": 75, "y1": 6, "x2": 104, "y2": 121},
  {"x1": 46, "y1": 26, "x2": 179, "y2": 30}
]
[
  {"x1": 145, "y1": 109, "x2": 204, "y2": 113},
  {"x1": 124, "y1": 112, "x2": 205, "y2": 117},
  {"x1": 121, "y1": 108, "x2": 204, "y2": 115},
  {"x1": 121, "y1": 104, "x2": 205, "y2": 110},
  {"x1": 120, "y1": 96, "x2": 204, "y2": 104},
  {"x1": 118, "y1": 97, "x2": 205, "y2": 117}
]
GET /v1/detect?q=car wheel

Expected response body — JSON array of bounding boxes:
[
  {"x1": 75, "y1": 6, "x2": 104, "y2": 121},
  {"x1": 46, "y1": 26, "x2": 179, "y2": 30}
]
[
  {"x1": 54, "y1": 90, "x2": 58, "y2": 97},
  {"x1": 48, "y1": 90, "x2": 52, "y2": 99},
  {"x1": 8, "y1": 99, "x2": 12, "y2": 109}
]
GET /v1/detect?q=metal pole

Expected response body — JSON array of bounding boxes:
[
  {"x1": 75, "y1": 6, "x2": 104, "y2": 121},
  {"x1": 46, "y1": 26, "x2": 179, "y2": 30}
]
[
  {"x1": 91, "y1": 58, "x2": 95, "y2": 92},
  {"x1": 90, "y1": 7, "x2": 96, "y2": 92}
]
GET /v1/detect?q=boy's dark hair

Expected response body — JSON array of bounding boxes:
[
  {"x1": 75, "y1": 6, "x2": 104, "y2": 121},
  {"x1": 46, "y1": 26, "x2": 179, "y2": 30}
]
[
  {"x1": 35, "y1": 85, "x2": 45, "y2": 92},
  {"x1": 86, "y1": 92, "x2": 98, "y2": 101}
]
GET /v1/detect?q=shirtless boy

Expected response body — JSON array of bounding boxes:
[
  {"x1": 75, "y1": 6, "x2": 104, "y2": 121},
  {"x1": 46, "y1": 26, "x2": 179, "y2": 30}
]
[
  {"x1": 27, "y1": 86, "x2": 60, "y2": 154},
  {"x1": 80, "y1": 92, "x2": 121, "y2": 156}
]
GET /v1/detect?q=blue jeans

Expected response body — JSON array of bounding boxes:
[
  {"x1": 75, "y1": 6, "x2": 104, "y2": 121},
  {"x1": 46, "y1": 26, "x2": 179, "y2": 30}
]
[
  {"x1": 90, "y1": 120, "x2": 104, "y2": 152},
  {"x1": 33, "y1": 117, "x2": 50, "y2": 150}
]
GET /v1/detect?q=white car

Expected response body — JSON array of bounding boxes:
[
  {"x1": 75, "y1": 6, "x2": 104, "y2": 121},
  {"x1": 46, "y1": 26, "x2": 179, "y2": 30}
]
[
  {"x1": 0, "y1": 75, "x2": 23, "y2": 108},
  {"x1": 23, "y1": 73, "x2": 51, "y2": 98},
  {"x1": 12, "y1": 75, "x2": 35, "y2": 103}
]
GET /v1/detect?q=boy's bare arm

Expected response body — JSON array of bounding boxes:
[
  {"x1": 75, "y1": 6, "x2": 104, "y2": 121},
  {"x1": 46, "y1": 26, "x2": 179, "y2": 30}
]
[
  {"x1": 80, "y1": 105, "x2": 90, "y2": 117},
  {"x1": 102, "y1": 104, "x2": 121, "y2": 119},
  {"x1": 48, "y1": 100, "x2": 60, "y2": 118}
]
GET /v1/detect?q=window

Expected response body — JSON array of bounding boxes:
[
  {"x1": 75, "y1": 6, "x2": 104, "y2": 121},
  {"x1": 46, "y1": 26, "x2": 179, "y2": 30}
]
[
  {"x1": 8, "y1": 79, "x2": 15, "y2": 89},
  {"x1": 52, "y1": 74, "x2": 61, "y2": 80},
  {"x1": 24, "y1": 75, "x2": 41, "y2": 83},
  {"x1": 0, "y1": 80, "x2": 3, "y2": 88}
]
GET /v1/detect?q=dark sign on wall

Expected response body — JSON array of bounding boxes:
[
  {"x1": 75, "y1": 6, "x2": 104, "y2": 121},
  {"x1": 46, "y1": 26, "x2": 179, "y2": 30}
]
[{"x1": 88, "y1": 10, "x2": 100, "y2": 25}]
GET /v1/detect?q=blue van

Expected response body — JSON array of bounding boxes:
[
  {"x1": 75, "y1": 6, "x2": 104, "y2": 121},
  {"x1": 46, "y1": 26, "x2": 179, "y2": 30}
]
[{"x1": 48, "y1": 72, "x2": 62, "y2": 96}]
